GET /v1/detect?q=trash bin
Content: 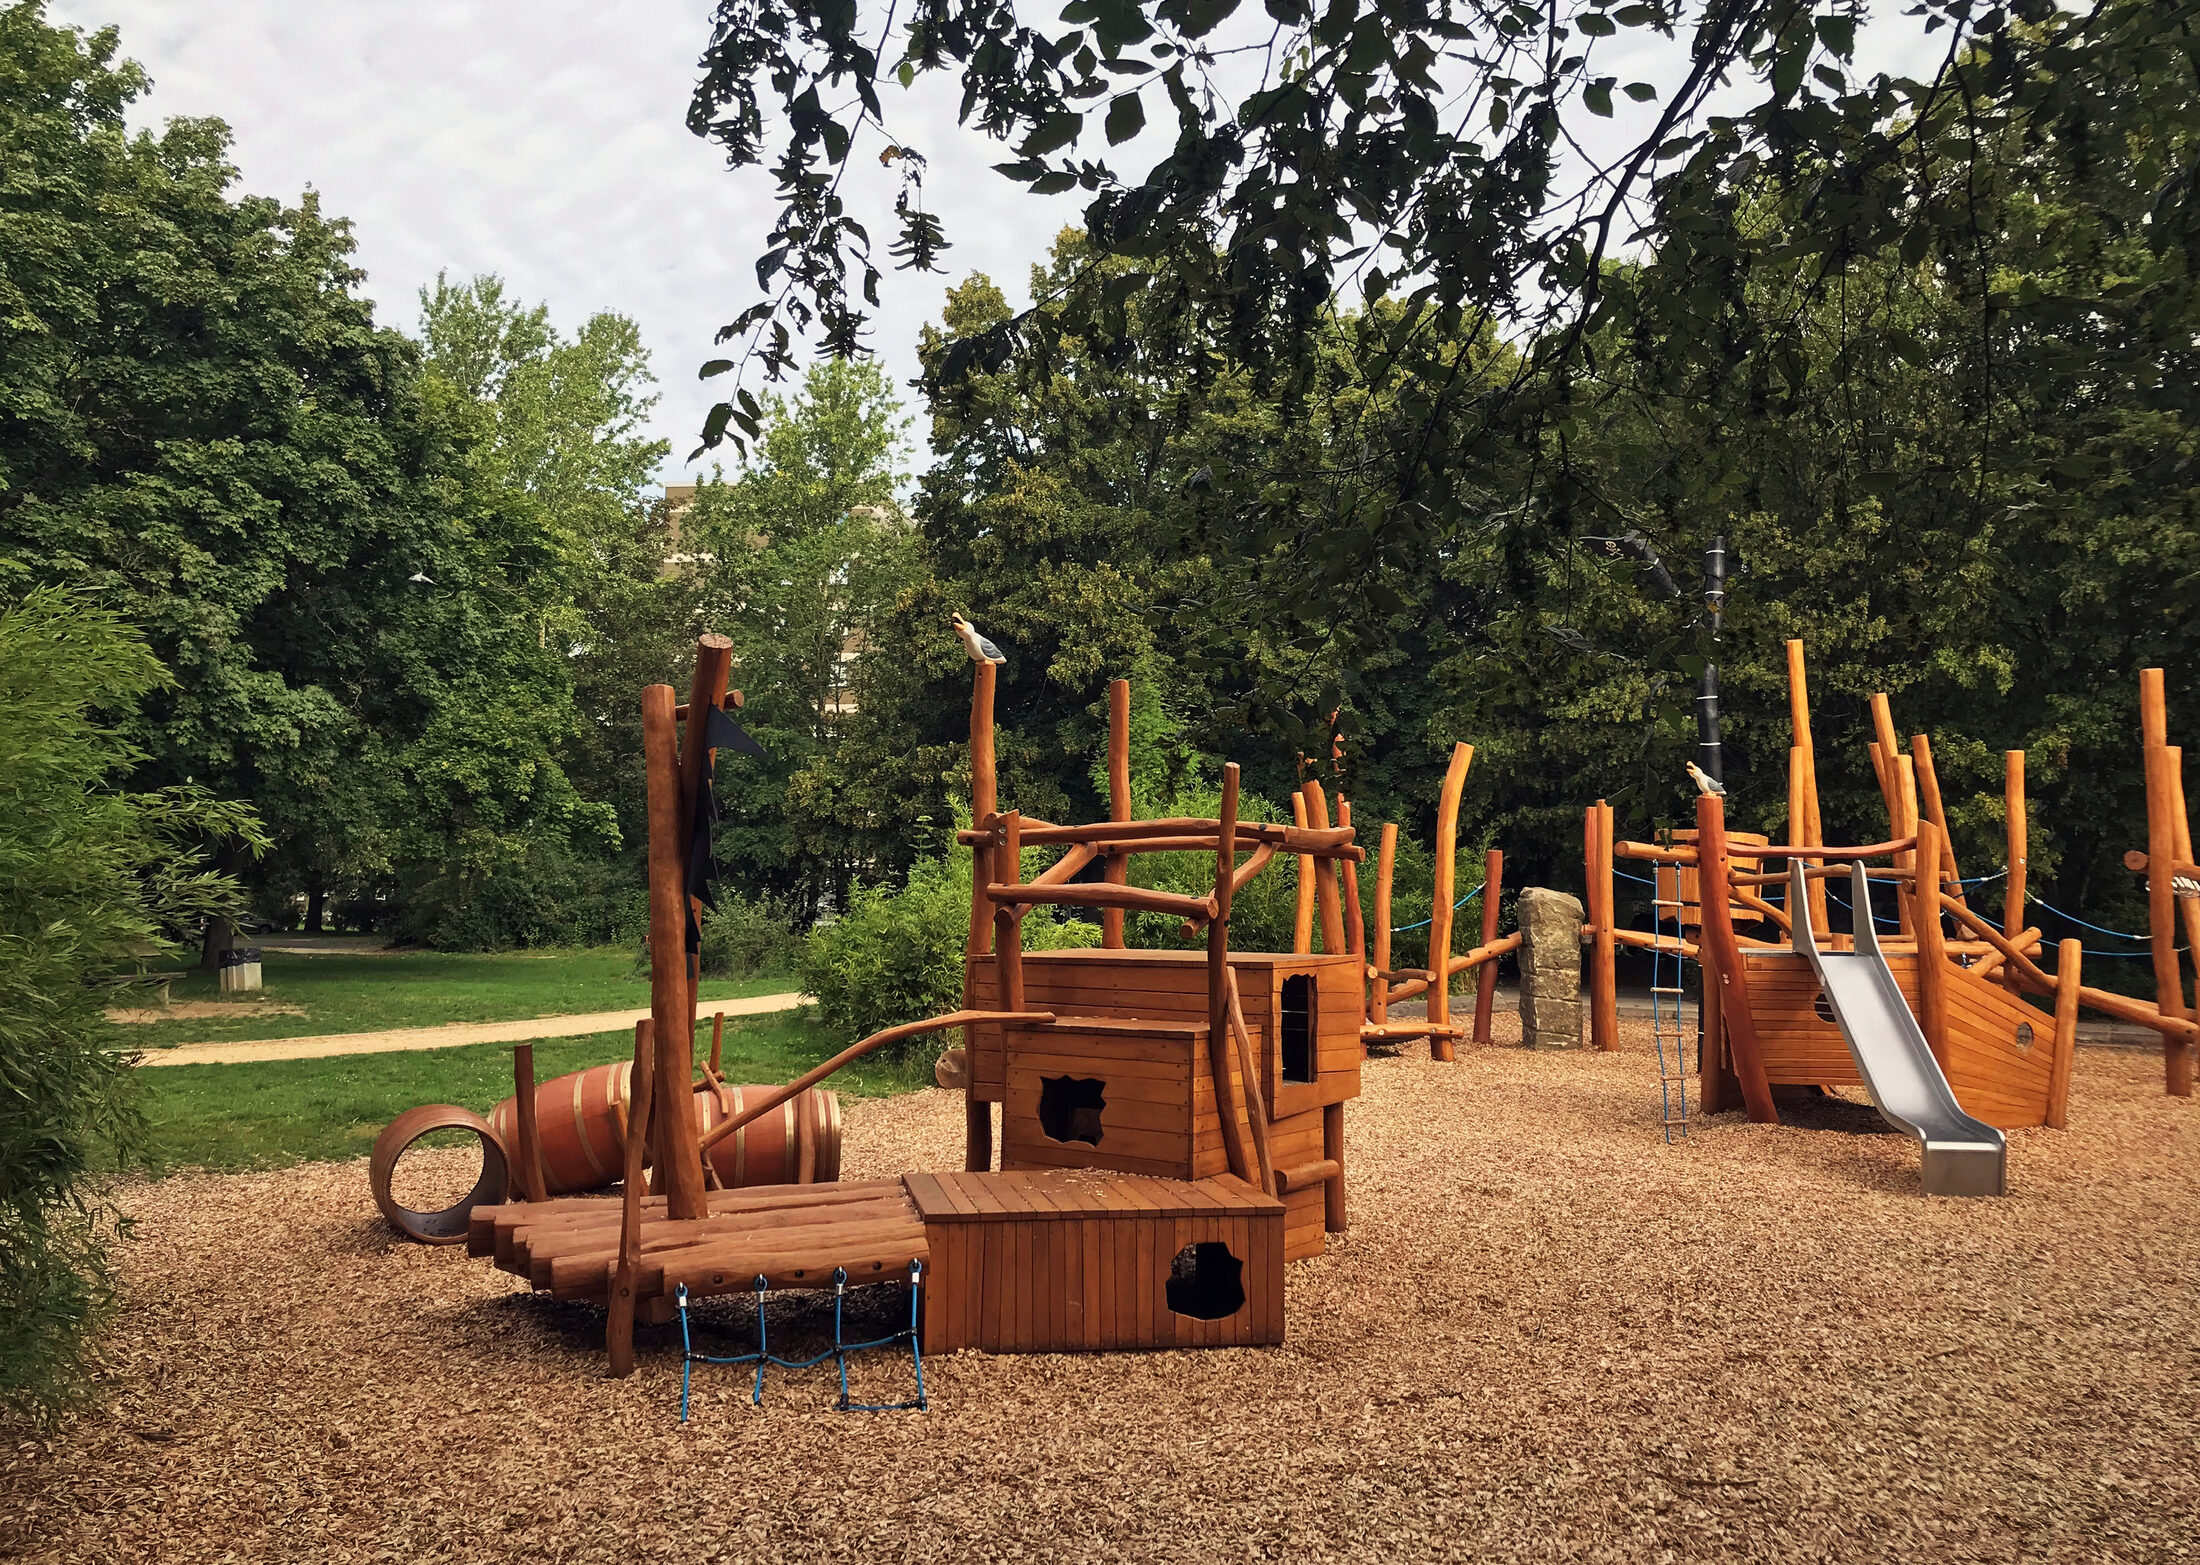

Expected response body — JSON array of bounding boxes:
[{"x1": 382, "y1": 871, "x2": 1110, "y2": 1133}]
[{"x1": 219, "y1": 945, "x2": 264, "y2": 994}]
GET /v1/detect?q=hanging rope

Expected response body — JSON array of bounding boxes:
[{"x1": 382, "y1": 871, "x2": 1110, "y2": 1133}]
[{"x1": 1390, "y1": 882, "x2": 1483, "y2": 934}]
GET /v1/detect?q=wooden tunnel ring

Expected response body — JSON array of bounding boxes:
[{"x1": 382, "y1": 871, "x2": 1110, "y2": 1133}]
[{"x1": 370, "y1": 1104, "x2": 510, "y2": 1246}]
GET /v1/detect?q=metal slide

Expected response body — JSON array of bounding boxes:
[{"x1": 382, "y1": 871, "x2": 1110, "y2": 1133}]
[{"x1": 1788, "y1": 861, "x2": 2007, "y2": 1196}]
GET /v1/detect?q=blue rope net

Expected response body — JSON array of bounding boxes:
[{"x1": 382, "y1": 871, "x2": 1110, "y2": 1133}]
[
  {"x1": 677, "y1": 1260, "x2": 928, "y2": 1420},
  {"x1": 1390, "y1": 882, "x2": 1482, "y2": 934}
]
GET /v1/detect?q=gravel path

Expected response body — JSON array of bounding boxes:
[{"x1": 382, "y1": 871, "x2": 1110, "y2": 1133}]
[
  {"x1": 134, "y1": 993, "x2": 808, "y2": 1068},
  {"x1": 8, "y1": 1016, "x2": 2196, "y2": 1562}
]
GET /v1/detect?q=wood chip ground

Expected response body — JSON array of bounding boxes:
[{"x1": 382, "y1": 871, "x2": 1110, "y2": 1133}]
[{"x1": 6, "y1": 1016, "x2": 2196, "y2": 1562}]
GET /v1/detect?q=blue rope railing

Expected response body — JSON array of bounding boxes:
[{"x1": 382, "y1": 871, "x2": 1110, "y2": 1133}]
[{"x1": 1390, "y1": 882, "x2": 1483, "y2": 934}]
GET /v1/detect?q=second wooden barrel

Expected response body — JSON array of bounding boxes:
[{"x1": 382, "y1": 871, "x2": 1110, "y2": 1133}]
[
  {"x1": 697, "y1": 1082, "x2": 843, "y2": 1187},
  {"x1": 489, "y1": 1066, "x2": 842, "y2": 1195}
]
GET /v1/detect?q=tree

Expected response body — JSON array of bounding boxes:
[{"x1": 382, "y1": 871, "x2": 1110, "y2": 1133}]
[
  {"x1": 687, "y1": 359, "x2": 920, "y2": 915},
  {"x1": 0, "y1": 589, "x2": 261, "y2": 1421}
]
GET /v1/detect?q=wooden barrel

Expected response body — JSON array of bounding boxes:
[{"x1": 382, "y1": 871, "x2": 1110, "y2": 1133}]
[
  {"x1": 696, "y1": 1083, "x2": 843, "y2": 1187},
  {"x1": 489, "y1": 1061, "x2": 633, "y2": 1196},
  {"x1": 489, "y1": 1066, "x2": 841, "y2": 1195}
]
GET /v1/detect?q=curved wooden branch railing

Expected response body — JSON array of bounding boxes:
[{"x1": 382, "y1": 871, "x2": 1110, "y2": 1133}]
[
  {"x1": 958, "y1": 818, "x2": 1361, "y2": 856},
  {"x1": 698, "y1": 1010, "x2": 1055, "y2": 1156}
]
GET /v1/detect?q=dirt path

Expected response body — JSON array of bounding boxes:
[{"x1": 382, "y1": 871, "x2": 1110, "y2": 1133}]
[{"x1": 135, "y1": 992, "x2": 808, "y2": 1069}]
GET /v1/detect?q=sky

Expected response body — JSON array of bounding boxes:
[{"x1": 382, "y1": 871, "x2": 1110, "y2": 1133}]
[{"x1": 50, "y1": 1, "x2": 1937, "y2": 485}]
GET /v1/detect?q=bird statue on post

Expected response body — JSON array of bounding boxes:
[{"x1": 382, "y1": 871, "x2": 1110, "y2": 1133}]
[
  {"x1": 1686, "y1": 761, "x2": 1727, "y2": 799},
  {"x1": 951, "y1": 612, "x2": 1006, "y2": 666}
]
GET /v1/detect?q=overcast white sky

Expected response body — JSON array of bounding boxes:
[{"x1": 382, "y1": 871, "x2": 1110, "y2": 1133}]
[{"x1": 50, "y1": 1, "x2": 1937, "y2": 485}]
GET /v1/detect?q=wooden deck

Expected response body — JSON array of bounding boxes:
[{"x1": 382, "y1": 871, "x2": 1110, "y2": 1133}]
[
  {"x1": 466, "y1": 1178, "x2": 926, "y2": 1309},
  {"x1": 468, "y1": 1167, "x2": 1290, "y2": 1354}
]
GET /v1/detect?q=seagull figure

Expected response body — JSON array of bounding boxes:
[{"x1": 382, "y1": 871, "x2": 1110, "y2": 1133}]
[
  {"x1": 406, "y1": 571, "x2": 436, "y2": 586},
  {"x1": 1686, "y1": 761, "x2": 1727, "y2": 798},
  {"x1": 951, "y1": 612, "x2": 1006, "y2": 666}
]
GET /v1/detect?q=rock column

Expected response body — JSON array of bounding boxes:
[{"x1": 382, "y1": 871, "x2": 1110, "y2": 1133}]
[{"x1": 1518, "y1": 887, "x2": 1585, "y2": 1049}]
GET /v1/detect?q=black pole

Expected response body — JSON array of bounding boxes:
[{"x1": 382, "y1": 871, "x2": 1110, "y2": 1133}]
[{"x1": 1696, "y1": 535, "x2": 1727, "y2": 786}]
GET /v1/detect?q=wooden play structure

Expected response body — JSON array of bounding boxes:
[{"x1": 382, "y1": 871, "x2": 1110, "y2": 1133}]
[
  {"x1": 1575, "y1": 643, "x2": 2200, "y2": 1171},
  {"x1": 434, "y1": 632, "x2": 1415, "y2": 1383}
]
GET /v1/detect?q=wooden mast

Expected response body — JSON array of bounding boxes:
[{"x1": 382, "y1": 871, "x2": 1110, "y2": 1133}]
[
  {"x1": 641, "y1": 684, "x2": 707, "y2": 1221},
  {"x1": 963, "y1": 659, "x2": 1000, "y2": 1168}
]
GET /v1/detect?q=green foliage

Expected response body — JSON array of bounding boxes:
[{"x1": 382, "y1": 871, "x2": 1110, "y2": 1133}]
[
  {"x1": 0, "y1": 589, "x2": 260, "y2": 1421},
  {"x1": 388, "y1": 842, "x2": 644, "y2": 953},
  {"x1": 801, "y1": 847, "x2": 1098, "y2": 1048},
  {"x1": 689, "y1": 359, "x2": 922, "y2": 916},
  {"x1": 695, "y1": 890, "x2": 806, "y2": 981}
]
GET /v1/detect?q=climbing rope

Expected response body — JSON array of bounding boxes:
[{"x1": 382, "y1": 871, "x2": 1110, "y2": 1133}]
[{"x1": 677, "y1": 1260, "x2": 927, "y2": 1420}]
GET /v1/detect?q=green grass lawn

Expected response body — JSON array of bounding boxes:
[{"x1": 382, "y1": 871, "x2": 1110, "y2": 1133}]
[
  {"x1": 134, "y1": 1009, "x2": 937, "y2": 1174},
  {"x1": 111, "y1": 947, "x2": 800, "y2": 1049}
]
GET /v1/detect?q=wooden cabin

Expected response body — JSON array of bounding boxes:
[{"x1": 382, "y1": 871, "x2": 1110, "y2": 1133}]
[{"x1": 969, "y1": 947, "x2": 1360, "y2": 1261}]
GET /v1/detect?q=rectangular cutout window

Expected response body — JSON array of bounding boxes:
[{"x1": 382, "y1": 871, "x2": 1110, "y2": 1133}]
[{"x1": 1281, "y1": 973, "x2": 1316, "y2": 1084}]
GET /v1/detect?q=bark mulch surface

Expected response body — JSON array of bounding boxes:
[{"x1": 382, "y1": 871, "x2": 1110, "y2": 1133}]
[{"x1": 7, "y1": 1019, "x2": 2196, "y2": 1563}]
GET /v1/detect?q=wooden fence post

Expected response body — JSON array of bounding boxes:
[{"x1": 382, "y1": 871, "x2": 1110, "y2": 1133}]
[
  {"x1": 1428, "y1": 743, "x2": 1473, "y2": 1063},
  {"x1": 1473, "y1": 848, "x2": 1504, "y2": 1047}
]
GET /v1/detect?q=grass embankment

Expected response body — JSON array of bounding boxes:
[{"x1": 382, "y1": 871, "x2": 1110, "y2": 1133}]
[
  {"x1": 113, "y1": 947, "x2": 798, "y2": 1048},
  {"x1": 134, "y1": 1010, "x2": 938, "y2": 1174}
]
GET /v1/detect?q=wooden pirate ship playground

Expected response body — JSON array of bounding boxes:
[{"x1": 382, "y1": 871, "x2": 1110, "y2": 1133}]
[{"x1": 367, "y1": 624, "x2": 2199, "y2": 1405}]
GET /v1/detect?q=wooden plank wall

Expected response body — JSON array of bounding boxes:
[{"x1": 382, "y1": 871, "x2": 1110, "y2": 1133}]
[
  {"x1": 1940, "y1": 962, "x2": 2054, "y2": 1128},
  {"x1": 1742, "y1": 950, "x2": 2053, "y2": 1128},
  {"x1": 907, "y1": 1171, "x2": 1285, "y2": 1355}
]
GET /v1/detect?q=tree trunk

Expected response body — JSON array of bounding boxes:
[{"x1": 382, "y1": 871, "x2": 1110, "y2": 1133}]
[
  {"x1": 199, "y1": 843, "x2": 239, "y2": 968},
  {"x1": 200, "y1": 915, "x2": 234, "y2": 971},
  {"x1": 305, "y1": 883, "x2": 326, "y2": 933}
]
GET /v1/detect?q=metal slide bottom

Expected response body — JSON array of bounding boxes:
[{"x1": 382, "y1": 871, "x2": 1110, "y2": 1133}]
[{"x1": 1789, "y1": 862, "x2": 2006, "y2": 1197}]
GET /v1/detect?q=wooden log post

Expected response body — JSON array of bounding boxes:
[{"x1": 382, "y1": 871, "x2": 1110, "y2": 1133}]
[
  {"x1": 1473, "y1": 847, "x2": 1503, "y2": 1047},
  {"x1": 2004, "y1": 750, "x2": 2028, "y2": 997},
  {"x1": 1205, "y1": 765, "x2": 1255, "y2": 1184},
  {"x1": 1302, "y1": 782, "x2": 1347, "y2": 956},
  {"x1": 1428, "y1": 743, "x2": 1473, "y2": 1063},
  {"x1": 1590, "y1": 800, "x2": 1619, "y2": 1053},
  {"x1": 1338, "y1": 798, "x2": 1366, "y2": 963},
  {"x1": 607, "y1": 1019, "x2": 654, "y2": 1377},
  {"x1": 994, "y1": 811, "x2": 1026, "y2": 1018},
  {"x1": 641, "y1": 684, "x2": 707, "y2": 1221},
  {"x1": 512, "y1": 1043, "x2": 548, "y2": 1204},
  {"x1": 1103, "y1": 677, "x2": 1132, "y2": 948},
  {"x1": 1912, "y1": 818, "x2": 1952, "y2": 1071},
  {"x1": 1893, "y1": 752, "x2": 1921, "y2": 937},
  {"x1": 2140, "y1": 669, "x2": 2193, "y2": 1096},
  {"x1": 1697, "y1": 927, "x2": 1737, "y2": 1115},
  {"x1": 1786, "y1": 640, "x2": 1832, "y2": 946},
  {"x1": 1910, "y1": 733, "x2": 1966, "y2": 912},
  {"x1": 962, "y1": 660, "x2": 999, "y2": 1169},
  {"x1": 2169, "y1": 743, "x2": 2200, "y2": 1004},
  {"x1": 1291, "y1": 790, "x2": 1316, "y2": 956},
  {"x1": 2048, "y1": 938, "x2": 2080, "y2": 1131},
  {"x1": 1225, "y1": 969, "x2": 1276, "y2": 1197},
  {"x1": 709, "y1": 1011, "x2": 725, "y2": 1075},
  {"x1": 1321, "y1": 1101, "x2": 1346, "y2": 1233},
  {"x1": 1696, "y1": 794, "x2": 1777, "y2": 1122},
  {"x1": 1371, "y1": 822, "x2": 1398, "y2": 1027}
]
